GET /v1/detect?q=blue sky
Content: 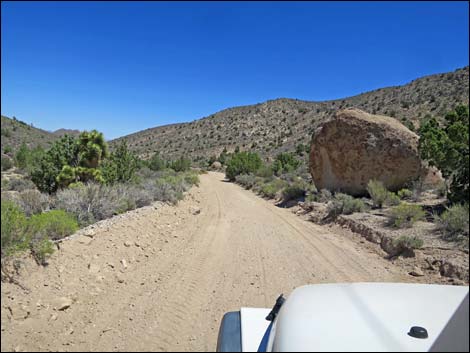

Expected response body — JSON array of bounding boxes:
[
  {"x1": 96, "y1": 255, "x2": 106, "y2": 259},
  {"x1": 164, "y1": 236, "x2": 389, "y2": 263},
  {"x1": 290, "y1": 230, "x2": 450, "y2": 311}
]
[{"x1": 1, "y1": 1, "x2": 469, "y2": 140}]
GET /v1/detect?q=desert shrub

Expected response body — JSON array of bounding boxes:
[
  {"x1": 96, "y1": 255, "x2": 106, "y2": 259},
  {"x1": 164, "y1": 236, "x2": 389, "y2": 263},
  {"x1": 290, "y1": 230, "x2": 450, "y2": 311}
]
[
  {"x1": 182, "y1": 171, "x2": 200, "y2": 187},
  {"x1": 31, "y1": 135, "x2": 79, "y2": 193},
  {"x1": 367, "y1": 180, "x2": 389, "y2": 208},
  {"x1": 28, "y1": 210, "x2": 78, "y2": 241},
  {"x1": 32, "y1": 132, "x2": 108, "y2": 193},
  {"x1": 397, "y1": 188, "x2": 413, "y2": 199},
  {"x1": 1, "y1": 156, "x2": 13, "y2": 171},
  {"x1": 169, "y1": 156, "x2": 191, "y2": 172},
  {"x1": 101, "y1": 140, "x2": 139, "y2": 184},
  {"x1": 327, "y1": 193, "x2": 365, "y2": 219},
  {"x1": 388, "y1": 203, "x2": 425, "y2": 228},
  {"x1": 272, "y1": 152, "x2": 300, "y2": 176},
  {"x1": 235, "y1": 174, "x2": 257, "y2": 189},
  {"x1": 392, "y1": 235, "x2": 424, "y2": 251},
  {"x1": 54, "y1": 183, "x2": 113, "y2": 226},
  {"x1": 318, "y1": 189, "x2": 333, "y2": 203},
  {"x1": 367, "y1": 180, "x2": 401, "y2": 207},
  {"x1": 435, "y1": 204, "x2": 469, "y2": 239},
  {"x1": 1, "y1": 200, "x2": 29, "y2": 257},
  {"x1": 387, "y1": 192, "x2": 401, "y2": 206},
  {"x1": 4, "y1": 178, "x2": 36, "y2": 192},
  {"x1": 148, "y1": 152, "x2": 166, "y2": 171},
  {"x1": 3, "y1": 145, "x2": 13, "y2": 154},
  {"x1": 255, "y1": 165, "x2": 274, "y2": 178},
  {"x1": 17, "y1": 190, "x2": 50, "y2": 216},
  {"x1": 281, "y1": 184, "x2": 306, "y2": 202},
  {"x1": 30, "y1": 238, "x2": 55, "y2": 265},
  {"x1": 259, "y1": 179, "x2": 288, "y2": 199},
  {"x1": 225, "y1": 152, "x2": 263, "y2": 181}
]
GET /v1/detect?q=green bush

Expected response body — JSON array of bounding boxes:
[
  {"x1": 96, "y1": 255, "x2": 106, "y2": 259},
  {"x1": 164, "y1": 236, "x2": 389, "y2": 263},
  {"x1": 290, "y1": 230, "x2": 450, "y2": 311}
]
[
  {"x1": 397, "y1": 188, "x2": 413, "y2": 199},
  {"x1": 272, "y1": 152, "x2": 300, "y2": 175},
  {"x1": 367, "y1": 179, "x2": 401, "y2": 207},
  {"x1": 28, "y1": 210, "x2": 79, "y2": 241},
  {"x1": 435, "y1": 204, "x2": 469, "y2": 238},
  {"x1": 327, "y1": 193, "x2": 365, "y2": 219},
  {"x1": 281, "y1": 183, "x2": 306, "y2": 202},
  {"x1": 3, "y1": 145, "x2": 13, "y2": 154},
  {"x1": 1, "y1": 200, "x2": 29, "y2": 257},
  {"x1": 387, "y1": 192, "x2": 401, "y2": 206},
  {"x1": 388, "y1": 203, "x2": 425, "y2": 228},
  {"x1": 392, "y1": 235, "x2": 424, "y2": 252},
  {"x1": 225, "y1": 152, "x2": 263, "y2": 181},
  {"x1": 367, "y1": 180, "x2": 389, "y2": 208},
  {"x1": 148, "y1": 152, "x2": 166, "y2": 171},
  {"x1": 1, "y1": 156, "x2": 14, "y2": 171},
  {"x1": 101, "y1": 140, "x2": 139, "y2": 184},
  {"x1": 169, "y1": 156, "x2": 191, "y2": 172},
  {"x1": 255, "y1": 165, "x2": 274, "y2": 178},
  {"x1": 259, "y1": 179, "x2": 288, "y2": 199},
  {"x1": 419, "y1": 105, "x2": 469, "y2": 203}
]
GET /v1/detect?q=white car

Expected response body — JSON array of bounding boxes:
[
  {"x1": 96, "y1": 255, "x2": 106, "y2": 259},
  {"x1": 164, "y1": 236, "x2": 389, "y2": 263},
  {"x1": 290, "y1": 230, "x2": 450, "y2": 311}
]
[{"x1": 216, "y1": 283, "x2": 469, "y2": 352}]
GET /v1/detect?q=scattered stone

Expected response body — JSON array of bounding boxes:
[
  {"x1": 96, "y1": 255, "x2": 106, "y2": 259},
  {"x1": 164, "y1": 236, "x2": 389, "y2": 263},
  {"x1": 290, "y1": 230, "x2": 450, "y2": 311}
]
[
  {"x1": 88, "y1": 263, "x2": 100, "y2": 273},
  {"x1": 79, "y1": 236, "x2": 93, "y2": 245},
  {"x1": 409, "y1": 267, "x2": 424, "y2": 277},
  {"x1": 56, "y1": 297, "x2": 73, "y2": 311},
  {"x1": 116, "y1": 274, "x2": 125, "y2": 283},
  {"x1": 84, "y1": 229, "x2": 95, "y2": 238},
  {"x1": 121, "y1": 259, "x2": 128, "y2": 268},
  {"x1": 50, "y1": 314, "x2": 58, "y2": 321},
  {"x1": 124, "y1": 241, "x2": 132, "y2": 247}
]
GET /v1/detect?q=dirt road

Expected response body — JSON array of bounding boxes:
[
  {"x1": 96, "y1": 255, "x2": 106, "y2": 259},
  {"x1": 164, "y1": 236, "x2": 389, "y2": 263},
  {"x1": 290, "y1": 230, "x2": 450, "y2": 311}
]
[{"x1": 1, "y1": 172, "x2": 410, "y2": 352}]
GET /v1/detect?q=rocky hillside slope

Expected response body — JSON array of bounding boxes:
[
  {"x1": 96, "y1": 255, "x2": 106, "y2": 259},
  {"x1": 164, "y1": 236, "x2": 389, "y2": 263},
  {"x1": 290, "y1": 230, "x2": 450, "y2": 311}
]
[
  {"x1": 1, "y1": 115, "x2": 80, "y2": 154},
  {"x1": 110, "y1": 66, "x2": 469, "y2": 162}
]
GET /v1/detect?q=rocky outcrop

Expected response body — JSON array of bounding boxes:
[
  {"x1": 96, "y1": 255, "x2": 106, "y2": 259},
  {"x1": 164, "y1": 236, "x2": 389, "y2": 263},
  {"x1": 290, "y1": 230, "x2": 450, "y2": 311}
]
[{"x1": 309, "y1": 109, "x2": 422, "y2": 195}]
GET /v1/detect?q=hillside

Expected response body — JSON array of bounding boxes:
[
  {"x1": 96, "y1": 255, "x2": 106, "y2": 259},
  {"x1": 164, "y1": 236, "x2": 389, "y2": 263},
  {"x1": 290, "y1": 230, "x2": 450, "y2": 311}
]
[
  {"x1": 110, "y1": 66, "x2": 469, "y2": 162},
  {"x1": 1, "y1": 116, "x2": 81, "y2": 156}
]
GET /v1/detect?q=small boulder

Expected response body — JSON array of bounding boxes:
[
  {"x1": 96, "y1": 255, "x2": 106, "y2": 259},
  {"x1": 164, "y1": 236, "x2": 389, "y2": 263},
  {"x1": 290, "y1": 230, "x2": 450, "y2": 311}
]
[
  {"x1": 409, "y1": 267, "x2": 424, "y2": 277},
  {"x1": 211, "y1": 161, "x2": 222, "y2": 170}
]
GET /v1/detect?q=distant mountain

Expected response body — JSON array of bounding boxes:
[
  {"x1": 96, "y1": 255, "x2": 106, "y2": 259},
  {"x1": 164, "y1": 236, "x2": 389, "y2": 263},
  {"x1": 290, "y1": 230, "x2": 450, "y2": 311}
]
[
  {"x1": 110, "y1": 66, "x2": 469, "y2": 162},
  {"x1": 52, "y1": 128, "x2": 81, "y2": 137}
]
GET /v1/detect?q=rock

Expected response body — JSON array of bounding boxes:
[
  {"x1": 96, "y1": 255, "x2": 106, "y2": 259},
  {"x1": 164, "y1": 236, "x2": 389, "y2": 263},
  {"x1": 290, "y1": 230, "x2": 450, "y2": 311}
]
[
  {"x1": 211, "y1": 161, "x2": 222, "y2": 170},
  {"x1": 88, "y1": 263, "x2": 100, "y2": 274},
  {"x1": 409, "y1": 267, "x2": 424, "y2": 277},
  {"x1": 120, "y1": 259, "x2": 128, "y2": 269},
  {"x1": 84, "y1": 229, "x2": 95, "y2": 238},
  {"x1": 192, "y1": 207, "x2": 201, "y2": 215},
  {"x1": 309, "y1": 109, "x2": 422, "y2": 195},
  {"x1": 50, "y1": 314, "x2": 58, "y2": 321},
  {"x1": 79, "y1": 237, "x2": 92, "y2": 245},
  {"x1": 55, "y1": 297, "x2": 72, "y2": 311},
  {"x1": 124, "y1": 241, "x2": 132, "y2": 247},
  {"x1": 116, "y1": 274, "x2": 125, "y2": 283},
  {"x1": 440, "y1": 260, "x2": 468, "y2": 281}
]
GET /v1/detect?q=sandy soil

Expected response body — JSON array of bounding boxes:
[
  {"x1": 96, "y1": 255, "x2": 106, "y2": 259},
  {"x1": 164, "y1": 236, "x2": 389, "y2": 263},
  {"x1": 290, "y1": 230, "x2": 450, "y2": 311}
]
[{"x1": 1, "y1": 172, "x2": 414, "y2": 352}]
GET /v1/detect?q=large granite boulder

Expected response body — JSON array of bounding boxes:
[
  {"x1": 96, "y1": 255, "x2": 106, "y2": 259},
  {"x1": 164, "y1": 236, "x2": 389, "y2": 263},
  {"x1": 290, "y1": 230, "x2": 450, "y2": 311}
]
[{"x1": 309, "y1": 109, "x2": 422, "y2": 196}]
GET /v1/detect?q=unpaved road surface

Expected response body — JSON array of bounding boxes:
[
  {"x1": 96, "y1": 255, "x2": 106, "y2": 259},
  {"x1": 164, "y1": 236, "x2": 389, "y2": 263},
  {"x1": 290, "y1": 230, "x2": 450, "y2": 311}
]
[{"x1": 1, "y1": 172, "x2": 411, "y2": 352}]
